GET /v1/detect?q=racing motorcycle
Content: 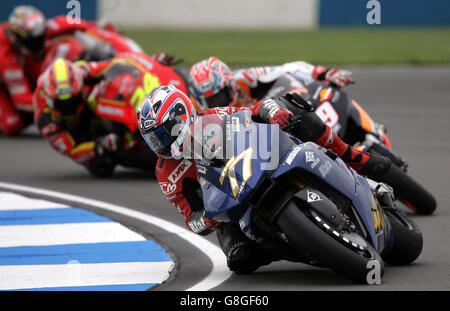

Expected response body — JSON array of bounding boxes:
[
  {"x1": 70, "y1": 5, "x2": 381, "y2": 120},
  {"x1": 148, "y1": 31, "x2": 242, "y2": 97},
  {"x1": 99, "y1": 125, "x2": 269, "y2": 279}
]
[
  {"x1": 13, "y1": 28, "x2": 144, "y2": 136},
  {"x1": 260, "y1": 73, "x2": 436, "y2": 215},
  {"x1": 190, "y1": 111, "x2": 423, "y2": 283},
  {"x1": 41, "y1": 28, "x2": 143, "y2": 73},
  {"x1": 78, "y1": 52, "x2": 188, "y2": 176}
]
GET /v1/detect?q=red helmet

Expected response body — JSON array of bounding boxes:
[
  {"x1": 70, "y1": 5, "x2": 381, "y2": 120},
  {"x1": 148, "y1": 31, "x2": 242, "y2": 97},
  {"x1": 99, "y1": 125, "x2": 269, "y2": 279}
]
[
  {"x1": 137, "y1": 85, "x2": 195, "y2": 159},
  {"x1": 40, "y1": 58, "x2": 85, "y2": 116},
  {"x1": 188, "y1": 56, "x2": 237, "y2": 110},
  {"x1": 6, "y1": 5, "x2": 46, "y2": 55}
]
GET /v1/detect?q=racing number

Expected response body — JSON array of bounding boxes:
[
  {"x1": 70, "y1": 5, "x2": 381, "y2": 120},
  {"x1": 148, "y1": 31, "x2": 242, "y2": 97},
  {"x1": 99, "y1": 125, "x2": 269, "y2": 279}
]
[
  {"x1": 315, "y1": 101, "x2": 339, "y2": 128},
  {"x1": 130, "y1": 72, "x2": 161, "y2": 111},
  {"x1": 219, "y1": 147, "x2": 253, "y2": 198}
]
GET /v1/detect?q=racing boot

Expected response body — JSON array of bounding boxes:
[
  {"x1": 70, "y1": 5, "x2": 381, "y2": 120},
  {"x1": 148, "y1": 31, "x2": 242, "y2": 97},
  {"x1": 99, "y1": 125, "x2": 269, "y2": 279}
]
[
  {"x1": 315, "y1": 125, "x2": 391, "y2": 181},
  {"x1": 216, "y1": 223, "x2": 280, "y2": 274}
]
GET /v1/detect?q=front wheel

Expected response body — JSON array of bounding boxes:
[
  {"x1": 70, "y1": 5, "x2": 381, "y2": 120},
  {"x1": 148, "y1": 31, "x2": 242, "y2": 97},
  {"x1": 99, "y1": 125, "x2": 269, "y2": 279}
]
[
  {"x1": 382, "y1": 210, "x2": 423, "y2": 265},
  {"x1": 276, "y1": 199, "x2": 384, "y2": 284}
]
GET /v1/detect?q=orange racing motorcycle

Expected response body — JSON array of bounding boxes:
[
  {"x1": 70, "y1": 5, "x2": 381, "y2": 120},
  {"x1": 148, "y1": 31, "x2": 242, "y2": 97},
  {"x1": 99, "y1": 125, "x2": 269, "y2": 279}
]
[{"x1": 252, "y1": 73, "x2": 437, "y2": 215}]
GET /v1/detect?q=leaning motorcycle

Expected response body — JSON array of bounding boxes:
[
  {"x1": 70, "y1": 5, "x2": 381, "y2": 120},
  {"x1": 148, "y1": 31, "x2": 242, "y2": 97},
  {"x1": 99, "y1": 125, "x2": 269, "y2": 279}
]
[
  {"x1": 189, "y1": 111, "x2": 423, "y2": 283},
  {"x1": 82, "y1": 53, "x2": 188, "y2": 175}
]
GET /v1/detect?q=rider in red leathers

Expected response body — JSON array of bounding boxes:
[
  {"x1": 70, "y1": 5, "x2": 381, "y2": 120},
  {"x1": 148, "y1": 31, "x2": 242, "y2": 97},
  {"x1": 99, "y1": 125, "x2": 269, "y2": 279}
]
[
  {"x1": 33, "y1": 52, "x2": 188, "y2": 177},
  {"x1": 0, "y1": 5, "x2": 127, "y2": 136}
]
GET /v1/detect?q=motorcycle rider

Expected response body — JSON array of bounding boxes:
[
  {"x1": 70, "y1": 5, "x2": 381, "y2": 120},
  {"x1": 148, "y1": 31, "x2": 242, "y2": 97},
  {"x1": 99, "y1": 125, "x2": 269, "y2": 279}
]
[
  {"x1": 188, "y1": 56, "x2": 354, "y2": 111},
  {"x1": 137, "y1": 85, "x2": 391, "y2": 274},
  {"x1": 33, "y1": 52, "x2": 188, "y2": 177},
  {"x1": 189, "y1": 56, "x2": 389, "y2": 180},
  {"x1": 0, "y1": 5, "x2": 121, "y2": 136}
]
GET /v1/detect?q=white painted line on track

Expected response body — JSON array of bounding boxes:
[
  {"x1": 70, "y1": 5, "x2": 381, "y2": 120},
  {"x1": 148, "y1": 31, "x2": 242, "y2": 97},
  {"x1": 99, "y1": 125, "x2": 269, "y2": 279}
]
[
  {"x1": 0, "y1": 192, "x2": 69, "y2": 210},
  {"x1": 0, "y1": 223, "x2": 145, "y2": 247},
  {"x1": 0, "y1": 181, "x2": 232, "y2": 291},
  {"x1": 0, "y1": 262, "x2": 173, "y2": 290}
]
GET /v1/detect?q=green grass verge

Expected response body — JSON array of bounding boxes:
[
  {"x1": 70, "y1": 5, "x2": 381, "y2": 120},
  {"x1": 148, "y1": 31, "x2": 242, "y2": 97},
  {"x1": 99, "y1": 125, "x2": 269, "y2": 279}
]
[{"x1": 120, "y1": 28, "x2": 450, "y2": 66}]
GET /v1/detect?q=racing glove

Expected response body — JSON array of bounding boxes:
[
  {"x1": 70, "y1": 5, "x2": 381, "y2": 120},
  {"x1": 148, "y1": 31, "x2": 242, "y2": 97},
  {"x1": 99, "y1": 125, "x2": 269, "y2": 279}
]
[
  {"x1": 253, "y1": 98, "x2": 293, "y2": 127},
  {"x1": 278, "y1": 92, "x2": 329, "y2": 142},
  {"x1": 188, "y1": 210, "x2": 221, "y2": 236},
  {"x1": 87, "y1": 134, "x2": 120, "y2": 178},
  {"x1": 313, "y1": 66, "x2": 354, "y2": 89}
]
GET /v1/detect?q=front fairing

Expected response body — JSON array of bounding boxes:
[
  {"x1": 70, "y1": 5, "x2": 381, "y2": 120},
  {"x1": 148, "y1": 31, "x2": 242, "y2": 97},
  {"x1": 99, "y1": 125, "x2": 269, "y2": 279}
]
[
  {"x1": 196, "y1": 111, "x2": 389, "y2": 252},
  {"x1": 194, "y1": 111, "x2": 293, "y2": 222}
]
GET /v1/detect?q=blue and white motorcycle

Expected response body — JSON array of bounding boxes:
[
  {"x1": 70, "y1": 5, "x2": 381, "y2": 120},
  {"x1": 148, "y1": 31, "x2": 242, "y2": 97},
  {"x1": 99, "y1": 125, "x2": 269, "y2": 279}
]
[{"x1": 189, "y1": 110, "x2": 423, "y2": 284}]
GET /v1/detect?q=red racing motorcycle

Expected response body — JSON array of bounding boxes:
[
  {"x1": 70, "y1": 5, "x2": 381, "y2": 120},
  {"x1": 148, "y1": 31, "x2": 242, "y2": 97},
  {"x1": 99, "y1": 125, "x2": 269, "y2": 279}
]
[{"x1": 78, "y1": 52, "x2": 188, "y2": 176}]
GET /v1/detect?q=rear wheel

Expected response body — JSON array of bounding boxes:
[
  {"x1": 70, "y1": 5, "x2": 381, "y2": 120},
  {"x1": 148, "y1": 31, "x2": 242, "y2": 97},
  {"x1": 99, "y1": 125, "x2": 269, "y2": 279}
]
[
  {"x1": 377, "y1": 160, "x2": 436, "y2": 215},
  {"x1": 276, "y1": 199, "x2": 384, "y2": 284}
]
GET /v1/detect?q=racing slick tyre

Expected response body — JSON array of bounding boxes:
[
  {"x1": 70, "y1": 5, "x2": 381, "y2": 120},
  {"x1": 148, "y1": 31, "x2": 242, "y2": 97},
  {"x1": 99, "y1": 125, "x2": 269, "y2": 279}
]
[
  {"x1": 382, "y1": 210, "x2": 423, "y2": 266},
  {"x1": 276, "y1": 199, "x2": 384, "y2": 284},
  {"x1": 377, "y1": 161, "x2": 436, "y2": 215}
]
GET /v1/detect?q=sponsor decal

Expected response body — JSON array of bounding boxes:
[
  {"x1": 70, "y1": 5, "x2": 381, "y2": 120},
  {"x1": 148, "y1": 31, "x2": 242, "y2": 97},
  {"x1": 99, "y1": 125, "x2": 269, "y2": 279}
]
[
  {"x1": 167, "y1": 194, "x2": 177, "y2": 201},
  {"x1": 307, "y1": 190, "x2": 322, "y2": 203},
  {"x1": 55, "y1": 86, "x2": 74, "y2": 96},
  {"x1": 97, "y1": 104, "x2": 124, "y2": 117},
  {"x1": 319, "y1": 160, "x2": 333, "y2": 178},
  {"x1": 168, "y1": 160, "x2": 193, "y2": 184},
  {"x1": 305, "y1": 151, "x2": 315, "y2": 163},
  {"x1": 141, "y1": 118, "x2": 157, "y2": 131},
  {"x1": 52, "y1": 137, "x2": 68, "y2": 152},
  {"x1": 4, "y1": 69, "x2": 23, "y2": 80},
  {"x1": 310, "y1": 157, "x2": 320, "y2": 169},
  {"x1": 197, "y1": 165, "x2": 207, "y2": 175},
  {"x1": 159, "y1": 182, "x2": 177, "y2": 195},
  {"x1": 285, "y1": 145, "x2": 302, "y2": 165},
  {"x1": 225, "y1": 115, "x2": 232, "y2": 141},
  {"x1": 244, "y1": 117, "x2": 250, "y2": 127},
  {"x1": 319, "y1": 88, "x2": 333, "y2": 102},
  {"x1": 371, "y1": 197, "x2": 384, "y2": 233},
  {"x1": 215, "y1": 107, "x2": 230, "y2": 119},
  {"x1": 231, "y1": 117, "x2": 240, "y2": 133},
  {"x1": 9, "y1": 85, "x2": 26, "y2": 95}
]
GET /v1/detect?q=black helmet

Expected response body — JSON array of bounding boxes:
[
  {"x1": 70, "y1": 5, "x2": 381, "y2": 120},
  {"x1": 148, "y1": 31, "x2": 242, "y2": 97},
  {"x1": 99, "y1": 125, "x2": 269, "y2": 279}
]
[{"x1": 6, "y1": 5, "x2": 46, "y2": 55}]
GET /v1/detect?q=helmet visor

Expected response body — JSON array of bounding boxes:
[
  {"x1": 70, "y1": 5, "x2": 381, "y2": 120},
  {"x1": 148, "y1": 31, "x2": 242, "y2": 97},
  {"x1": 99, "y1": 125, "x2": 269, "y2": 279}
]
[
  {"x1": 142, "y1": 124, "x2": 174, "y2": 158},
  {"x1": 24, "y1": 33, "x2": 45, "y2": 53},
  {"x1": 204, "y1": 87, "x2": 233, "y2": 108},
  {"x1": 49, "y1": 94, "x2": 83, "y2": 117}
]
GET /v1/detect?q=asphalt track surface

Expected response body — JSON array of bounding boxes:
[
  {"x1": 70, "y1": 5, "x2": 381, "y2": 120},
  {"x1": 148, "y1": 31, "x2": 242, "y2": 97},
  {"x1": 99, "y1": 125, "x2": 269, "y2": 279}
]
[{"x1": 1, "y1": 66, "x2": 449, "y2": 291}]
